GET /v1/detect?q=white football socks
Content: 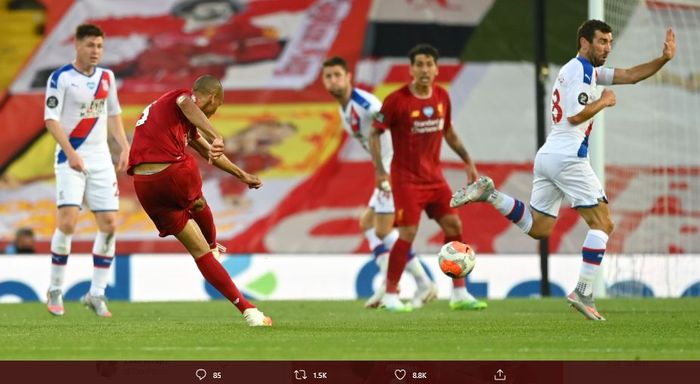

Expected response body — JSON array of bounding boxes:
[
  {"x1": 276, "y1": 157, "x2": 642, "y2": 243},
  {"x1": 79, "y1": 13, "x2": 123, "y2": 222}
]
[
  {"x1": 90, "y1": 231, "x2": 116, "y2": 297},
  {"x1": 489, "y1": 191, "x2": 533, "y2": 233},
  {"x1": 49, "y1": 229, "x2": 72, "y2": 291},
  {"x1": 577, "y1": 230, "x2": 608, "y2": 296},
  {"x1": 450, "y1": 287, "x2": 476, "y2": 303},
  {"x1": 406, "y1": 256, "x2": 431, "y2": 287},
  {"x1": 364, "y1": 228, "x2": 383, "y2": 252}
]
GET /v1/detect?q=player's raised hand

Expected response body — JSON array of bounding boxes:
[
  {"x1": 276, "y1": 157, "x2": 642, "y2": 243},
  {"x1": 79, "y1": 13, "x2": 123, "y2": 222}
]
[
  {"x1": 68, "y1": 153, "x2": 86, "y2": 173},
  {"x1": 242, "y1": 173, "x2": 262, "y2": 189},
  {"x1": 209, "y1": 137, "x2": 224, "y2": 162},
  {"x1": 115, "y1": 149, "x2": 129, "y2": 172},
  {"x1": 600, "y1": 88, "x2": 616, "y2": 107},
  {"x1": 662, "y1": 28, "x2": 676, "y2": 61}
]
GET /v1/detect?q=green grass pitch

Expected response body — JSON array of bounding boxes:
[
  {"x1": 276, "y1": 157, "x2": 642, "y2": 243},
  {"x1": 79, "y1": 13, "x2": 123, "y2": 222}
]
[{"x1": 2, "y1": 298, "x2": 699, "y2": 360}]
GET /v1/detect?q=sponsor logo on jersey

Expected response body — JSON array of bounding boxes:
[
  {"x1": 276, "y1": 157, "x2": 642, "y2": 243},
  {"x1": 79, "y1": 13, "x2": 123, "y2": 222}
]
[
  {"x1": 79, "y1": 99, "x2": 106, "y2": 118},
  {"x1": 422, "y1": 106, "x2": 434, "y2": 118},
  {"x1": 411, "y1": 118, "x2": 444, "y2": 134},
  {"x1": 87, "y1": 81, "x2": 96, "y2": 90}
]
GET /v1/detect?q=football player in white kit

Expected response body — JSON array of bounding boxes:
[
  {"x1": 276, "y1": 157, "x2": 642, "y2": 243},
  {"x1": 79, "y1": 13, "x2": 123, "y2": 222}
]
[
  {"x1": 321, "y1": 56, "x2": 437, "y2": 309},
  {"x1": 44, "y1": 24, "x2": 130, "y2": 317},
  {"x1": 451, "y1": 20, "x2": 676, "y2": 320}
]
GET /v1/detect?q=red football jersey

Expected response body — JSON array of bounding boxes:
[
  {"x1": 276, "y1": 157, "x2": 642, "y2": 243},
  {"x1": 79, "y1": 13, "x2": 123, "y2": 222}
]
[
  {"x1": 127, "y1": 89, "x2": 200, "y2": 175},
  {"x1": 374, "y1": 84, "x2": 453, "y2": 187}
]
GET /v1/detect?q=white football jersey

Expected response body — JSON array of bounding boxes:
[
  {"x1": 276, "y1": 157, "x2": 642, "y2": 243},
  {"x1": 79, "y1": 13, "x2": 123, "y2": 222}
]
[
  {"x1": 44, "y1": 64, "x2": 122, "y2": 165},
  {"x1": 540, "y1": 56, "x2": 614, "y2": 157},
  {"x1": 339, "y1": 88, "x2": 393, "y2": 171}
]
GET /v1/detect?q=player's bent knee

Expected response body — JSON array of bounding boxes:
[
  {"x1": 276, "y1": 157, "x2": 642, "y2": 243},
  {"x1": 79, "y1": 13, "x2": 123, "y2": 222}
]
[
  {"x1": 528, "y1": 230, "x2": 550, "y2": 240},
  {"x1": 600, "y1": 218, "x2": 615, "y2": 235},
  {"x1": 58, "y1": 222, "x2": 76, "y2": 235},
  {"x1": 359, "y1": 217, "x2": 372, "y2": 231},
  {"x1": 445, "y1": 224, "x2": 462, "y2": 237},
  {"x1": 441, "y1": 218, "x2": 462, "y2": 236},
  {"x1": 528, "y1": 222, "x2": 553, "y2": 240}
]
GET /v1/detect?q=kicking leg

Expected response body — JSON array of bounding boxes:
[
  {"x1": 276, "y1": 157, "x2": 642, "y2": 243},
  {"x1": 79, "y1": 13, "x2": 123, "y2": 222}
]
[{"x1": 176, "y1": 219, "x2": 271, "y2": 326}]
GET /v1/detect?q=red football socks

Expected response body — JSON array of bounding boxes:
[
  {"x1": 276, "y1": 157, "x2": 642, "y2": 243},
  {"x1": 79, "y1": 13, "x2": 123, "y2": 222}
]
[
  {"x1": 386, "y1": 238, "x2": 411, "y2": 293},
  {"x1": 190, "y1": 203, "x2": 217, "y2": 248},
  {"x1": 195, "y1": 252, "x2": 254, "y2": 313}
]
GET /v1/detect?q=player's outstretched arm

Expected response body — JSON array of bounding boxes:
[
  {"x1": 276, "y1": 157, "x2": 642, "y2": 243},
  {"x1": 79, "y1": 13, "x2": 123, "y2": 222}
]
[
  {"x1": 444, "y1": 126, "x2": 478, "y2": 184},
  {"x1": 107, "y1": 114, "x2": 130, "y2": 172},
  {"x1": 45, "y1": 119, "x2": 85, "y2": 173},
  {"x1": 613, "y1": 28, "x2": 676, "y2": 85},
  {"x1": 368, "y1": 127, "x2": 390, "y2": 191},
  {"x1": 176, "y1": 95, "x2": 224, "y2": 160},
  {"x1": 190, "y1": 136, "x2": 262, "y2": 189}
]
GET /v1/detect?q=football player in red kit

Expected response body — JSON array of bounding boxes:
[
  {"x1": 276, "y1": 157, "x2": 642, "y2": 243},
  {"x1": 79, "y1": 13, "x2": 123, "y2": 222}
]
[
  {"x1": 370, "y1": 44, "x2": 487, "y2": 312},
  {"x1": 128, "y1": 75, "x2": 271, "y2": 326}
]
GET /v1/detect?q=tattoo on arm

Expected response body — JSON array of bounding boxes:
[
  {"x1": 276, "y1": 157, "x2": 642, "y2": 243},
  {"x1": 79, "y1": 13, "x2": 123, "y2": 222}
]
[
  {"x1": 450, "y1": 139, "x2": 471, "y2": 164},
  {"x1": 454, "y1": 144, "x2": 468, "y2": 161}
]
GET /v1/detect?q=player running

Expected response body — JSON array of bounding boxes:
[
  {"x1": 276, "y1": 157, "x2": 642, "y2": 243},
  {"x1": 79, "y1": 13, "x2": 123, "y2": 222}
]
[{"x1": 451, "y1": 20, "x2": 676, "y2": 320}]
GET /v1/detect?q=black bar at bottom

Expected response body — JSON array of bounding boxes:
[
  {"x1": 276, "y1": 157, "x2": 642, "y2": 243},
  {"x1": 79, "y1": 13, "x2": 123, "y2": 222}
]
[{"x1": 1, "y1": 361, "x2": 698, "y2": 383}]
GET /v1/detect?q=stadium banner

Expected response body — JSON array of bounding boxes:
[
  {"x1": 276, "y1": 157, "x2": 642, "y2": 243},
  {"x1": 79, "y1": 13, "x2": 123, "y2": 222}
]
[
  {"x1": 11, "y1": 0, "x2": 369, "y2": 96},
  {"x1": 363, "y1": 0, "x2": 494, "y2": 57},
  {"x1": 1, "y1": 254, "x2": 698, "y2": 303},
  {"x1": 2, "y1": 158, "x2": 700, "y2": 255}
]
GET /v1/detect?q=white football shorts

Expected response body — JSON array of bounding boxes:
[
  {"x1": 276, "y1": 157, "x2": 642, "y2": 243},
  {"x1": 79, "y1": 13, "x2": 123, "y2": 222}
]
[
  {"x1": 530, "y1": 152, "x2": 607, "y2": 218},
  {"x1": 368, "y1": 187, "x2": 395, "y2": 214},
  {"x1": 55, "y1": 160, "x2": 119, "y2": 211}
]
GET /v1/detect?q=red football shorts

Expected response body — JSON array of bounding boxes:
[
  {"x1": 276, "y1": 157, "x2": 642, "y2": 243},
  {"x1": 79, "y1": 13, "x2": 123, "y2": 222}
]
[
  {"x1": 133, "y1": 156, "x2": 203, "y2": 237},
  {"x1": 392, "y1": 181, "x2": 456, "y2": 227}
]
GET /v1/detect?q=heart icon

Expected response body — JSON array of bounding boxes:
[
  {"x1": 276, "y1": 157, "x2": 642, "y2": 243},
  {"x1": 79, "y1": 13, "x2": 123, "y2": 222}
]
[{"x1": 394, "y1": 369, "x2": 406, "y2": 380}]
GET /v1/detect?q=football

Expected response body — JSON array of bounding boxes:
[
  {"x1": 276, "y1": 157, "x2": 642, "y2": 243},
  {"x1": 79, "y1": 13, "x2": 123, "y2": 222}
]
[{"x1": 438, "y1": 241, "x2": 476, "y2": 278}]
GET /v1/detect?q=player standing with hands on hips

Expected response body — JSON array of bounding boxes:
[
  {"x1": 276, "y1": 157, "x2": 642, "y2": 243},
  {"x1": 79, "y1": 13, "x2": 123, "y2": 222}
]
[{"x1": 451, "y1": 20, "x2": 676, "y2": 320}]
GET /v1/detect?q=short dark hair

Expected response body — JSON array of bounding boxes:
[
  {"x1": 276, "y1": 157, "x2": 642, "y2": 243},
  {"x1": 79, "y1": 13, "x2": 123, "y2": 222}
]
[
  {"x1": 75, "y1": 24, "x2": 104, "y2": 40},
  {"x1": 408, "y1": 44, "x2": 439, "y2": 65},
  {"x1": 193, "y1": 74, "x2": 223, "y2": 95},
  {"x1": 577, "y1": 19, "x2": 612, "y2": 50},
  {"x1": 322, "y1": 56, "x2": 349, "y2": 72},
  {"x1": 15, "y1": 227, "x2": 34, "y2": 239}
]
